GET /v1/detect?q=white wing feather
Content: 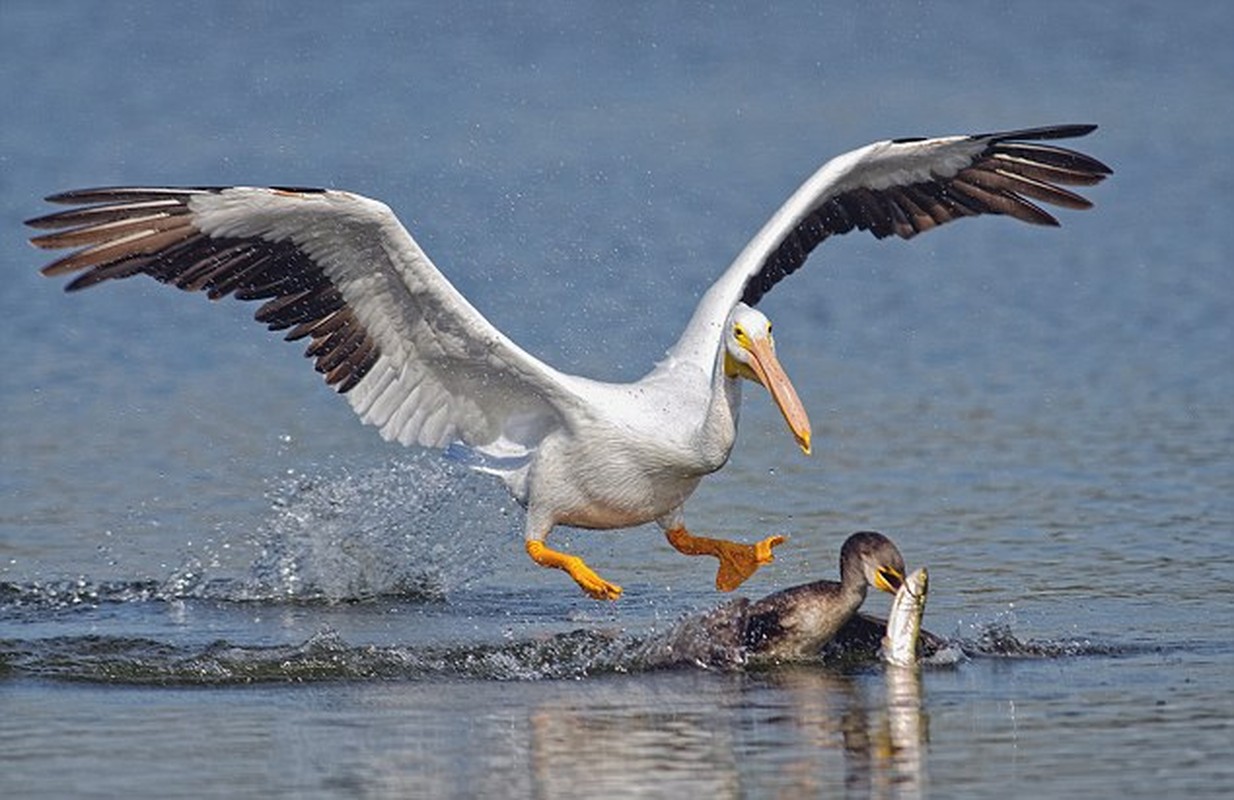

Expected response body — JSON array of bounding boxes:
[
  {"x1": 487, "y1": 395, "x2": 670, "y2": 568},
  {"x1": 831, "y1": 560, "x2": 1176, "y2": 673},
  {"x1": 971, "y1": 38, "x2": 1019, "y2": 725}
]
[
  {"x1": 669, "y1": 126, "x2": 1108, "y2": 365},
  {"x1": 185, "y1": 188, "x2": 583, "y2": 455},
  {"x1": 669, "y1": 135, "x2": 984, "y2": 364}
]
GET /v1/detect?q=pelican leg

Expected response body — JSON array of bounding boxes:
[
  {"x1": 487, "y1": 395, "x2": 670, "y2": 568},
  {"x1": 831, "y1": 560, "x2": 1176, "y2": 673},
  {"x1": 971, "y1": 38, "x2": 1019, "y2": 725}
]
[
  {"x1": 525, "y1": 540, "x2": 623, "y2": 601},
  {"x1": 664, "y1": 526, "x2": 785, "y2": 591}
]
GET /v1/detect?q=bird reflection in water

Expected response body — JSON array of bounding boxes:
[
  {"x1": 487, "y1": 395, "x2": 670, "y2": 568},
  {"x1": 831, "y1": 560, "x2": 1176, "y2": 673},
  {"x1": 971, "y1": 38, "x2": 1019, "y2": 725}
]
[{"x1": 523, "y1": 666, "x2": 928, "y2": 799}]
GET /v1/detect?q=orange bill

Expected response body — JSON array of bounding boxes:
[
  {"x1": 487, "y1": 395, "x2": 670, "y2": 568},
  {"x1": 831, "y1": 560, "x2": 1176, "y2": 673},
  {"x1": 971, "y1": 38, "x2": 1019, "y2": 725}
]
[{"x1": 744, "y1": 337, "x2": 812, "y2": 455}]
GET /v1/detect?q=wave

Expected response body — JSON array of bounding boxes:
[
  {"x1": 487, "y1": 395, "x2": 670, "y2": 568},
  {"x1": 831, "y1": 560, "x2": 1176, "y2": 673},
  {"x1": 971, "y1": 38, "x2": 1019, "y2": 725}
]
[
  {"x1": 0, "y1": 628, "x2": 635, "y2": 684},
  {"x1": 0, "y1": 591, "x2": 1139, "y2": 685},
  {"x1": 0, "y1": 455, "x2": 1139, "y2": 684}
]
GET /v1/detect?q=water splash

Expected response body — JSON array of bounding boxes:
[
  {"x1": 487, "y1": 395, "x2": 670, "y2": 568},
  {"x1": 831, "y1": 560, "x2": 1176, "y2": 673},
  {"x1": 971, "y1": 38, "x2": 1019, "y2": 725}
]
[
  {"x1": 0, "y1": 599, "x2": 1138, "y2": 686},
  {"x1": 2, "y1": 454, "x2": 521, "y2": 615},
  {"x1": 247, "y1": 454, "x2": 515, "y2": 603},
  {"x1": 0, "y1": 578, "x2": 165, "y2": 611},
  {"x1": 959, "y1": 621, "x2": 1127, "y2": 658}
]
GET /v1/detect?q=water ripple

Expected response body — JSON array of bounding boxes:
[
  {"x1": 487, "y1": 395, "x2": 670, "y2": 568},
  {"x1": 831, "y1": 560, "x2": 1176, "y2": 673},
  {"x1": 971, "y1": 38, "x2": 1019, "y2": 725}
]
[{"x1": 0, "y1": 587, "x2": 1148, "y2": 686}]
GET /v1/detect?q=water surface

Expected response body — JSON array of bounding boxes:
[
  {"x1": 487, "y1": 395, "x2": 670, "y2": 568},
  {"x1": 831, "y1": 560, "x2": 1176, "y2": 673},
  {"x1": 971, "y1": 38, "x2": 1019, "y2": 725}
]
[{"x1": 2, "y1": 2, "x2": 1232, "y2": 797}]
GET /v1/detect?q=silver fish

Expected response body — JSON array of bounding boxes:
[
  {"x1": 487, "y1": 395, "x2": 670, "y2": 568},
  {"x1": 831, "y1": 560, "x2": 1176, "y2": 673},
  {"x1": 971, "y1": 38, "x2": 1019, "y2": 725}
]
[{"x1": 881, "y1": 566, "x2": 928, "y2": 667}]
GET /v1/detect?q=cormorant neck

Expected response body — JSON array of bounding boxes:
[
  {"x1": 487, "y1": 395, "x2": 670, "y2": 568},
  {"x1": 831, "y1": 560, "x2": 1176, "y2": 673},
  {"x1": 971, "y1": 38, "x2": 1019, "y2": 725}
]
[{"x1": 839, "y1": 555, "x2": 871, "y2": 606}]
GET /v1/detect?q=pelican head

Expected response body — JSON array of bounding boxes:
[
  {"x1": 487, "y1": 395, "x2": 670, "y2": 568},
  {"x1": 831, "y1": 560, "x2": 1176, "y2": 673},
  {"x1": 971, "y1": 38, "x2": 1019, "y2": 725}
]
[{"x1": 723, "y1": 303, "x2": 812, "y2": 454}]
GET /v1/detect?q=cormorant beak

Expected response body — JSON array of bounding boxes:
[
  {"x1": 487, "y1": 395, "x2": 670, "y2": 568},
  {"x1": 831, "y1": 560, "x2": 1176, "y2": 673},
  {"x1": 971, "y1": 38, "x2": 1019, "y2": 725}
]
[
  {"x1": 874, "y1": 566, "x2": 904, "y2": 594},
  {"x1": 743, "y1": 337, "x2": 812, "y2": 455}
]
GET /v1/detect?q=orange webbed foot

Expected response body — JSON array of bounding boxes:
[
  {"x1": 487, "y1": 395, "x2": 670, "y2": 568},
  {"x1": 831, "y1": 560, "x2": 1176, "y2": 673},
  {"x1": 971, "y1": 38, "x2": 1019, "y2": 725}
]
[
  {"x1": 525, "y1": 540, "x2": 623, "y2": 601},
  {"x1": 664, "y1": 527, "x2": 786, "y2": 592},
  {"x1": 714, "y1": 534, "x2": 786, "y2": 591}
]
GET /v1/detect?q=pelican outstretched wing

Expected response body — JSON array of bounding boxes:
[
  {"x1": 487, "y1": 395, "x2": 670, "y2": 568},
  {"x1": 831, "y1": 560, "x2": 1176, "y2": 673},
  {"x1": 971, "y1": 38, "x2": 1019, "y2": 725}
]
[
  {"x1": 673, "y1": 125, "x2": 1111, "y2": 362},
  {"x1": 27, "y1": 187, "x2": 579, "y2": 455}
]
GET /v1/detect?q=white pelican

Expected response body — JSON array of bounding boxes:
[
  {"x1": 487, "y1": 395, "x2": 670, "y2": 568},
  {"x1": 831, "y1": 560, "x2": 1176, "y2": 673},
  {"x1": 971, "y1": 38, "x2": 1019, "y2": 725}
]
[{"x1": 26, "y1": 124, "x2": 1110, "y2": 600}]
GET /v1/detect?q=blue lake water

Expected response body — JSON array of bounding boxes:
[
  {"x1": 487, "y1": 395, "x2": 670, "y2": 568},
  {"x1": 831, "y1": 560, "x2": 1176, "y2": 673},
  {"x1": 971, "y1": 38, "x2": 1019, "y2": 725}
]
[{"x1": 2, "y1": 2, "x2": 1232, "y2": 797}]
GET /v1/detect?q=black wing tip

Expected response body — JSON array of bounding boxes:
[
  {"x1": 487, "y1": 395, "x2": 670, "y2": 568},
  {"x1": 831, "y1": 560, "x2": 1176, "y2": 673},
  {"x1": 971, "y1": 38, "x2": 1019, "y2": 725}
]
[
  {"x1": 62, "y1": 273, "x2": 99, "y2": 292},
  {"x1": 893, "y1": 124, "x2": 1099, "y2": 147},
  {"x1": 983, "y1": 123, "x2": 1099, "y2": 143},
  {"x1": 984, "y1": 124, "x2": 1113, "y2": 177},
  {"x1": 269, "y1": 186, "x2": 330, "y2": 195},
  {"x1": 24, "y1": 187, "x2": 202, "y2": 231},
  {"x1": 27, "y1": 186, "x2": 336, "y2": 231},
  {"x1": 38, "y1": 185, "x2": 330, "y2": 207},
  {"x1": 40, "y1": 186, "x2": 222, "y2": 205}
]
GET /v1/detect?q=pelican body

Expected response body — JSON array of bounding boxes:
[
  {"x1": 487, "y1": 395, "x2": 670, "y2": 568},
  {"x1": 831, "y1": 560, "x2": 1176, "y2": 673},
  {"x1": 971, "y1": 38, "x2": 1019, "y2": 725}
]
[{"x1": 26, "y1": 125, "x2": 1110, "y2": 600}]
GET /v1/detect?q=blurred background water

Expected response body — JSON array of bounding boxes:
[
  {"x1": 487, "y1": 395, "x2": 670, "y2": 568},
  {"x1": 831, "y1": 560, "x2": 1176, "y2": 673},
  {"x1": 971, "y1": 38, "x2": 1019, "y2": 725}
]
[{"x1": 1, "y1": 1, "x2": 1231, "y2": 798}]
